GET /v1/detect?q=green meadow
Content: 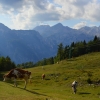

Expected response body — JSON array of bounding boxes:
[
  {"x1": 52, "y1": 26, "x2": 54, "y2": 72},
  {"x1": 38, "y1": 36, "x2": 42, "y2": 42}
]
[{"x1": 0, "y1": 52, "x2": 100, "y2": 100}]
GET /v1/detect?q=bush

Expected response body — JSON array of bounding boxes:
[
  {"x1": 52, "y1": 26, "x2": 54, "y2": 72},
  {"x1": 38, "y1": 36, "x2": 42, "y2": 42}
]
[{"x1": 87, "y1": 78, "x2": 92, "y2": 84}]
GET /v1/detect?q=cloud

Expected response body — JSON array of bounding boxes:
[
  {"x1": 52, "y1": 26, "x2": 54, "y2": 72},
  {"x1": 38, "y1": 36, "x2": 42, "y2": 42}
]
[
  {"x1": 73, "y1": 22, "x2": 87, "y2": 29},
  {"x1": 0, "y1": 0, "x2": 100, "y2": 29},
  {"x1": 9, "y1": 0, "x2": 61, "y2": 29},
  {"x1": 83, "y1": 0, "x2": 100, "y2": 21}
]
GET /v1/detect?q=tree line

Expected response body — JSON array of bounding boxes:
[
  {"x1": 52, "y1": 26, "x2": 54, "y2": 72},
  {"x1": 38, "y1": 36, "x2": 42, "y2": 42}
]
[
  {"x1": 0, "y1": 56, "x2": 16, "y2": 71},
  {"x1": 0, "y1": 35, "x2": 100, "y2": 70},
  {"x1": 33, "y1": 35, "x2": 100, "y2": 67}
]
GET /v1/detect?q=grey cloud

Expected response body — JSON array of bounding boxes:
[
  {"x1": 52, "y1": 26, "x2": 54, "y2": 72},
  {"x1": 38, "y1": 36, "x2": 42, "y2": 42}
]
[
  {"x1": 0, "y1": 0, "x2": 51, "y2": 15},
  {"x1": 33, "y1": 0, "x2": 49, "y2": 10},
  {"x1": 0, "y1": 0, "x2": 24, "y2": 8},
  {"x1": 71, "y1": 0, "x2": 90, "y2": 7},
  {"x1": 0, "y1": 0, "x2": 49, "y2": 10},
  {"x1": 32, "y1": 12, "x2": 61, "y2": 21}
]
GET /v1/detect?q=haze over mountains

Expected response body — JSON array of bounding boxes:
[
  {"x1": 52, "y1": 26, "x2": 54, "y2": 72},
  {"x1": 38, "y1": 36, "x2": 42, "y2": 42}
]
[
  {"x1": 0, "y1": 23, "x2": 100, "y2": 64},
  {"x1": 34, "y1": 23, "x2": 95, "y2": 45}
]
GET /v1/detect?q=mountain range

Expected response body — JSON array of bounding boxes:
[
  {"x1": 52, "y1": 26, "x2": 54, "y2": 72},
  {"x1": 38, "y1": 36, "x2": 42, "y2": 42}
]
[
  {"x1": 34, "y1": 23, "x2": 95, "y2": 45},
  {"x1": 0, "y1": 23, "x2": 100, "y2": 64}
]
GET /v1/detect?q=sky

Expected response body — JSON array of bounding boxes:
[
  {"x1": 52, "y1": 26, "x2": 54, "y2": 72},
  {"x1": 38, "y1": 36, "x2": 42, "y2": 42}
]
[{"x1": 0, "y1": 0, "x2": 100, "y2": 30}]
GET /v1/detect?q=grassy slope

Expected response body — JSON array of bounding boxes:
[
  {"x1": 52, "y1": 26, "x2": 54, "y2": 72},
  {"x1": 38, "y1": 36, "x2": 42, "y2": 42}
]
[{"x1": 0, "y1": 52, "x2": 100, "y2": 100}]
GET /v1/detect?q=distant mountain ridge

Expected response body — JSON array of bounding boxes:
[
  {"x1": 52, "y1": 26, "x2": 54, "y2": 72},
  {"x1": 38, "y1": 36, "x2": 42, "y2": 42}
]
[
  {"x1": 0, "y1": 23, "x2": 11, "y2": 32},
  {"x1": 0, "y1": 23, "x2": 99, "y2": 64},
  {"x1": 34, "y1": 25, "x2": 50, "y2": 35},
  {"x1": 34, "y1": 23, "x2": 95, "y2": 45},
  {"x1": 0, "y1": 26, "x2": 56, "y2": 64},
  {"x1": 79, "y1": 26, "x2": 100, "y2": 36}
]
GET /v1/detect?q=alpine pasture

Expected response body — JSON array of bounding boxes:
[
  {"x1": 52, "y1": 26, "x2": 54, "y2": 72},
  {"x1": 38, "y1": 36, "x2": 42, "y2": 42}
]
[{"x1": 0, "y1": 52, "x2": 100, "y2": 100}]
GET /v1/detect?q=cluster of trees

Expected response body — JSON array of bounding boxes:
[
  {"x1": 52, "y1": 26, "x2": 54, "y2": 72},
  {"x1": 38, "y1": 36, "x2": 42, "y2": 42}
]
[
  {"x1": 55, "y1": 36, "x2": 100, "y2": 61},
  {"x1": 1, "y1": 36, "x2": 100, "y2": 70},
  {"x1": 34, "y1": 57, "x2": 54, "y2": 66},
  {"x1": 34, "y1": 36, "x2": 100, "y2": 67},
  {"x1": 0, "y1": 56, "x2": 16, "y2": 71},
  {"x1": 17, "y1": 62, "x2": 34, "y2": 68},
  {"x1": 16, "y1": 57, "x2": 54, "y2": 68}
]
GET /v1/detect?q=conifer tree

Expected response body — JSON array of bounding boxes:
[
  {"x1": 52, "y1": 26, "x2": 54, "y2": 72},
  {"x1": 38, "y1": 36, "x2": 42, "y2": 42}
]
[{"x1": 57, "y1": 43, "x2": 64, "y2": 61}]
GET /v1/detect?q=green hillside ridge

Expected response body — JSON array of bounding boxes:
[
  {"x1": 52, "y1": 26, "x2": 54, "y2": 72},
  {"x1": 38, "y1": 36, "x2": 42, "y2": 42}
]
[{"x1": 0, "y1": 52, "x2": 100, "y2": 100}]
